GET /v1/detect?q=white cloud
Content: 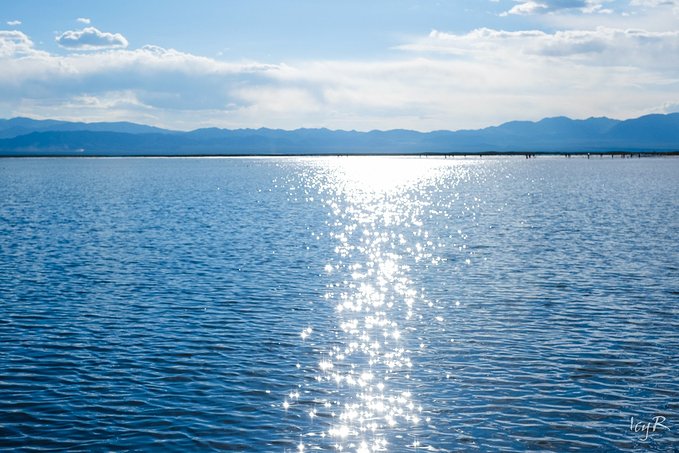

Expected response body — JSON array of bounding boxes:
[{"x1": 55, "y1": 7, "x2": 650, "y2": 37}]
[
  {"x1": 505, "y1": 1, "x2": 550, "y2": 15},
  {"x1": 1, "y1": 26, "x2": 678, "y2": 130},
  {"x1": 400, "y1": 27, "x2": 679, "y2": 69},
  {"x1": 56, "y1": 26, "x2": 128, "y2": 50},
  {"x1": 0, "y1": 32, "x2": 285, "y2": 127},
  {"x1": 504, "y1": 0, "x2": 612, "y2": 15},
  {"x1": 0, "y1": 30, "x2": 45, "y2": 57},
  {"x1": 630, "y1": 0, "x2": 679, "y2": 13},
  {"x1": 76, "y1": 17, "x2": 91, "y2": 25},
  {"x1": 6, "y1": 20, "x2": 21, "y2": 26},
  {"x1": 655, "y1": 101, "x2": 679, "y2": 113},
  {"x1": 539, "y1": 2, "x2": 678, "y2": 31}
]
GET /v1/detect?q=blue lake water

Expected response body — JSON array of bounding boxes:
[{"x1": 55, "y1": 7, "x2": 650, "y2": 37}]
[{"x1": 0, "y1": 156, "x2": 677, "y2": 452}]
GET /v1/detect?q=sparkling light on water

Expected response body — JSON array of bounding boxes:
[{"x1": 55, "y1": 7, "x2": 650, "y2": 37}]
[{"x1": 286, "y1": 157, "x2": 475, "y2": 451}]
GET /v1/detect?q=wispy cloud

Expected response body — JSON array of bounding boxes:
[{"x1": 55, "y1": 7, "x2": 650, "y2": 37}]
[
  {"x1": 503, "y1": 0, "x2": 612, "y2": 15},
  {"x1": 631, "y1": 0, "x2": 678, "y2": 6},
  {"x1": 400, "y1": 27, "x2": 679, "y2": 68},
  {"x1": 656, "y1": 101, "x2": 679, "y2": 113},
  {"x1": 6, "y1": 20, "x2": 22, "y2": 26},
  {"x1": 56, "y1": 26, "x2": 128, "y2": 50},
  {"x1": 76, "y1": 17, "x2": 92, "y2": 25},
  {"x1": 630, "y1": 0, "x2": 679, "y2": 13}
]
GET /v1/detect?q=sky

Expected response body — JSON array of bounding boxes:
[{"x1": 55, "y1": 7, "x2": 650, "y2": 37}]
[{"x1": 1, "y1": 0, "x2": 678, "y2": 131}]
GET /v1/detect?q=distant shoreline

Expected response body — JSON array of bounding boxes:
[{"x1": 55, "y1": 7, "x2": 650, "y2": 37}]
[{"x1": 1, "y1": 151, "x2": 679, "y2": 159}]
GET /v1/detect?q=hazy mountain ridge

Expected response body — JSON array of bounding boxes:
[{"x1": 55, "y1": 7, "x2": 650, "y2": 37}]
[
  {"x1": 0, "y1": 117, "x2": 174, "y2": 140},
  {"x1": 1, "y1": 113, "x2": 678, "y2": 155}
]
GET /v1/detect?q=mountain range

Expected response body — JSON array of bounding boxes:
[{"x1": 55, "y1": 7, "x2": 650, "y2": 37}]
[{"x1": 1, "y1": 113, "x2": 678, "y2": 156}]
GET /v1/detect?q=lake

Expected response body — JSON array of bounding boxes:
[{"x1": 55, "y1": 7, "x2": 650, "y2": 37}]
[{"x1": 0, "y1": 156, "x2": 677, "y2": 451}]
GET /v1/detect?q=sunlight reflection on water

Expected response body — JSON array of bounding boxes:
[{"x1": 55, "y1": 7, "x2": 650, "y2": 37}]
[
  {"x1": 1, "y1": 157, "x2": 677, "y2": 451},
  {"x1": 288, "y1": 157, "x2": 477, "y2": 452}
]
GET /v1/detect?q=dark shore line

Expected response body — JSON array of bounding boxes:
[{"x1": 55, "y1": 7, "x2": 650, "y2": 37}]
[{"x1": 1, "y1": 151, "x2": 679, "y2": 158}]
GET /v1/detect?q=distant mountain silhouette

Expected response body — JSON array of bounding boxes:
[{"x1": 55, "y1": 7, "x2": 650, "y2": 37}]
[
  {"x1": 0, "y1": 117, "x2": 174, "y2": 140},
  {"x1": 1, "y1": 113, "x2": 678, "y2": 155}
]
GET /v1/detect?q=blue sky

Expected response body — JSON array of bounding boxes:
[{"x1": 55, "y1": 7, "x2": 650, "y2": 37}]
[{"x1": 1, "y1": 0, "x2": 678, "y2": 130}]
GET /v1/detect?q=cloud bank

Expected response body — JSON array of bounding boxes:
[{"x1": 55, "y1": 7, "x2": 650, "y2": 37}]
[
  {"x1": 1, "y1": 22, "x2": 678, "y2": 130},
  {"x1": 56, "y1": 27, "x2": 128, "y2": 50}
]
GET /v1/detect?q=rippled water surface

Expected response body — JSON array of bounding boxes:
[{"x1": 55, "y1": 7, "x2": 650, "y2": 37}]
[{"x1": 0, "y1": 156, "x2": 677, "y2": 452}]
